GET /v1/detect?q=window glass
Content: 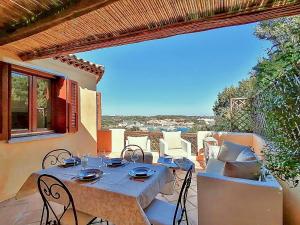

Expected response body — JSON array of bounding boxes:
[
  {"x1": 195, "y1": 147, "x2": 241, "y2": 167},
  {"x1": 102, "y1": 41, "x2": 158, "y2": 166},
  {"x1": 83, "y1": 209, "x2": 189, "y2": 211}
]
[
  {"x1": 37, "y1": 78, "x2": 51, "y2": 129},
  {"x1": 11, "y1": 72, "x2": 29, "y2": 130}
]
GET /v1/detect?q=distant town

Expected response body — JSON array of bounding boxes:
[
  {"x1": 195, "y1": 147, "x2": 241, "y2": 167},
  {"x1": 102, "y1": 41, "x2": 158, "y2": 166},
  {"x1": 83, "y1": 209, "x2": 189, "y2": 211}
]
[{"x1": 102, "y1": 115, "x2": 215, "y2": 133}]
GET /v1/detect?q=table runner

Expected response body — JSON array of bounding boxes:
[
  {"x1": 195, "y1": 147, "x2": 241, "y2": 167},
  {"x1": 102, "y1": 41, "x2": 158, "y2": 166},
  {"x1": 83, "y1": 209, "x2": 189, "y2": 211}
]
[{"x1": 16, "y1": 157, "x2": 174, "y2": 225}]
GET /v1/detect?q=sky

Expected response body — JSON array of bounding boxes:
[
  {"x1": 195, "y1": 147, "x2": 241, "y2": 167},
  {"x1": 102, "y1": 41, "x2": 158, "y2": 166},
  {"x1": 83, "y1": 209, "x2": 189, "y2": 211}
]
[{"x1": 76, "y1": 22, "x2": 271, "y2": 116}]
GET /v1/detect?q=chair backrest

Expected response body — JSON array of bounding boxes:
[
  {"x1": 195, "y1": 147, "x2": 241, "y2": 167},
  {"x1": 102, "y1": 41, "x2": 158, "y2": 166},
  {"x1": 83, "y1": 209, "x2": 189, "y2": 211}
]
[
  {"x1": 37, "y1": 174, "x2": 78, "y2": 225},
  {"x1": 162, "y1": 131, "x2": 182, "y2": 149},
  {"x1": 173, "y1": 165, "x2": 193, "y2": 224},
  {"x1": 121, "y1": 144, "x2": 145, "y2": 163},
  {"x1": 127, "y1": 136, "x2": 149, "y2": 151},
  {"x1": 42, "y1": 149, "x2": 72, "y2": 169}
]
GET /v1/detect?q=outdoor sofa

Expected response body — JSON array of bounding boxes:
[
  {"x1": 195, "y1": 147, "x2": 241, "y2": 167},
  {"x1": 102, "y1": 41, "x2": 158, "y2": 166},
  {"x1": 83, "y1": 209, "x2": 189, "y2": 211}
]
[{"x1": 197, "y1": 141, "x2": 283, "y2": 225}]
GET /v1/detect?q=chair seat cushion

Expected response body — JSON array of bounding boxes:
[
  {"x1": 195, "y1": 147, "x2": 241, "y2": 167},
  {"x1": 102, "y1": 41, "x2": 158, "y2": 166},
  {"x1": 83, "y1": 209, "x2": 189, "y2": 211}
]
[
  {"x1": 166, "y1": 148, "x2": 188, "y2": 158},
  {"x1": 145, "y1": 199, "x2": 182, "y2": 225},
  {"x1": 61, "y1": 209, "x2": 95, "y2": 225}
]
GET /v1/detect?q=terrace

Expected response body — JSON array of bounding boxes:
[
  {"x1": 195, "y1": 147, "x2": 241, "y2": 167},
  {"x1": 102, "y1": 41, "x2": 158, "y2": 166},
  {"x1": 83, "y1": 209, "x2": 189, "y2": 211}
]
[{"x1": 0, "y1": 1, "x2": 299, "y2": 225}]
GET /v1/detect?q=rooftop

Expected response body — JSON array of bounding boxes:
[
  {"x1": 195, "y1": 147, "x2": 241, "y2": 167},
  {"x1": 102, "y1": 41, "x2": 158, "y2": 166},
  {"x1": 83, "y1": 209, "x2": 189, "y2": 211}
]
[{"x1": 53, "y1": 54, "x2": 105, "y2": 82}]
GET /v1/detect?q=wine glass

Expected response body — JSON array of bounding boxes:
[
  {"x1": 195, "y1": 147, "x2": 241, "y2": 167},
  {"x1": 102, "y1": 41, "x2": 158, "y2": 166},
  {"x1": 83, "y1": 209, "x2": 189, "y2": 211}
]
[
  {"x1": 98, "y1": 153, "x2": 106, "y2": 168},
  {"x1": 81, "y1": 154, "x2": 88, "y2": 170},
  {"x1": 131, "y1": 151, "x2": 139, "y2": 163}
]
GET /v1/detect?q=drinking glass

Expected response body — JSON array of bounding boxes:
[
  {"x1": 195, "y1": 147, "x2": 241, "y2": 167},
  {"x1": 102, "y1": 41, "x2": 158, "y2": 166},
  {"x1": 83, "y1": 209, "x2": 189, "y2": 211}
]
[
  {"x1": 81, "y1": 155, "x2": 88, "y2": 169},
  {"x1": 131, "y1": 152, "x2": 139, "y2": 163},
  {"x1": 98, "y1": 154, "x2": 105, "y2": 168}
]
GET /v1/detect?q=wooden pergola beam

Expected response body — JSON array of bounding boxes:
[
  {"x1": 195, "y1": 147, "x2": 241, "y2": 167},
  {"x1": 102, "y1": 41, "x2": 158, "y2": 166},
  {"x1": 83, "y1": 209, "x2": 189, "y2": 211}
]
[
  {"x1": 20, "y1": 2, "x2": 300, "y2": 61},
  {"x1": 0, "y1": 0, "x2": 119, "y2": 46}
]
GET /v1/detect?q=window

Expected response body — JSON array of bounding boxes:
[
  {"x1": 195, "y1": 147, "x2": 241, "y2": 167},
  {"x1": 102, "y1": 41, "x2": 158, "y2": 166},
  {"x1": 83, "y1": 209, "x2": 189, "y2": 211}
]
[
  {"x1": 0, "y1": 62, "x2": 79, "y2": 140},
  {"x1": 11, "y1": 71, "x2": 52, "y2": 135}
]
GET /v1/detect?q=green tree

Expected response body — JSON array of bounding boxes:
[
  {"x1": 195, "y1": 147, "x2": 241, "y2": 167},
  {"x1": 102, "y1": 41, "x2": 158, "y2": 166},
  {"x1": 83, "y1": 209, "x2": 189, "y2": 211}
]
[
  {"x1": 213, "y1": 77, "x2": 255, "y2": 132},
  {"x1": 253, "y1": 15, "x2": 300, "y2": 186}
]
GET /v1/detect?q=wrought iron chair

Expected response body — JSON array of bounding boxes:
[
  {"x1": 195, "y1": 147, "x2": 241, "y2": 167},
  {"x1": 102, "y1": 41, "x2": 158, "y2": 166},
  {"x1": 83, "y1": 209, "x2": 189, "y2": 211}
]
[
  {"x1": 145, "y1": 165, "x2": 193, "y2": 225},
  {"x1": 37, "y1": 174, "x2": 96, "y2": 225},
  {"x1": 42, "y1": 149, "x2": 72, "y2": 169},
  {"x1": 121, "y1": 144, "x2": 145, "y2": 163}
]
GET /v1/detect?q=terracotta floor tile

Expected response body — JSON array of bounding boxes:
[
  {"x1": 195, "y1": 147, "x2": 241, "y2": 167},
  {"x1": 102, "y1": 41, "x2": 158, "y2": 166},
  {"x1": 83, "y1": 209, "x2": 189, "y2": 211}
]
[
  {"x1": 14, "y1": 209, "x2": 43, "y2": 225},
  {"x1": 0, "y1": 203, "x2": 27, "y2": 225},
  {"x1": 0, "y1": 178, "x2": 199, "y2": 225}
]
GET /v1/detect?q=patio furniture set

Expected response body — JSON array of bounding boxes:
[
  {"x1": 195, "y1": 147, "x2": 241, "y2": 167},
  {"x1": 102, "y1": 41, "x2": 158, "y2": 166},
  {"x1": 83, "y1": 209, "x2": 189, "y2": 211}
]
[
  {"x1": 17, "y1": 146, "x2": 193, "y2": 225},
  {"x1": 15, "y1": 135, "x2": 283, "y2": 225},
  {"x1": 111, "y1": 131, "x2": 192, "y2": 162}
]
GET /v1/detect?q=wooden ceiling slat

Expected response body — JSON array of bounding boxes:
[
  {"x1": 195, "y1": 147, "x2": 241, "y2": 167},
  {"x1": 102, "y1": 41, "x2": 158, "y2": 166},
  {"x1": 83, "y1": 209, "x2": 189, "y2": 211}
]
[
  {"x1": 0, "y1": 0, "x2": 120, "y2": 45},
  {"x1": 0, "y1": 0, "x2": 299, "y2": 60}
]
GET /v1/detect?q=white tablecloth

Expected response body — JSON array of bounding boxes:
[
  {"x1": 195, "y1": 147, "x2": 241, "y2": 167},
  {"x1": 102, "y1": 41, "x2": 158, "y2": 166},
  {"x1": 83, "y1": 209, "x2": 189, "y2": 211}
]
[{"x1": 16, "y1": 157, "x2": 174, "y2": 225}]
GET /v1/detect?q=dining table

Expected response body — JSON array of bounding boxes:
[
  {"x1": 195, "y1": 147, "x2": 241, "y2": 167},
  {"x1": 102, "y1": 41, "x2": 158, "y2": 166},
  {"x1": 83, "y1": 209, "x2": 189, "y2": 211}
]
[{"x1": 16, "y1": 157, "x2": 175, "y2": 225}]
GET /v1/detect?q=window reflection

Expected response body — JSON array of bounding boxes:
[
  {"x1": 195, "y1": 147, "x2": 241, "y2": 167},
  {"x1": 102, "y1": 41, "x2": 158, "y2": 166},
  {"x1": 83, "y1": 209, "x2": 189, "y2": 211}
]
[
  {"x1": 11, "y1": 73, "x2": 29, "y2": 130},
  {"x1": 37, "y1": 78, "x2": 51, "y2": 129}
]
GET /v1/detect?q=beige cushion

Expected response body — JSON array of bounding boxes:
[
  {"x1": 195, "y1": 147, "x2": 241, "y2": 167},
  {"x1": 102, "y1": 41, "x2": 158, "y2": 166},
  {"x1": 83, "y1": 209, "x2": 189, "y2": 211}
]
[
  {"x1": 163, "y1": 131, "x2": 182, "y2": 149},
  {"x1": 127, "y1": 136, "x2": 148, "y2": 150},
  {"x1": 217, "y1": 141, "x2": 251, "y2": 162},
  {"x1": 61, "y1": 209, "x2": 95, "y2": 225},
  {"x1": 145, "y1": 198, "x2": 182, "y2": 225},
  {"x1": 223, "y1": 160, "x2": 261, "y2": 180},
  {"x1": 205, "y1": 159, "x2": 225, "y2": 175},
  {"x1": 236, "y1": 148, "x2": 257, "y2": 161}
]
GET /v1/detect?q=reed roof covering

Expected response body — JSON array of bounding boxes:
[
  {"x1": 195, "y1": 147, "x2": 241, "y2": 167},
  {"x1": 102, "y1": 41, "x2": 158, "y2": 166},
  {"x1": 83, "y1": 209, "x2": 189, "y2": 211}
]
[{"x1": 0, "y1": 0, "x2": 300, "y2": 61}]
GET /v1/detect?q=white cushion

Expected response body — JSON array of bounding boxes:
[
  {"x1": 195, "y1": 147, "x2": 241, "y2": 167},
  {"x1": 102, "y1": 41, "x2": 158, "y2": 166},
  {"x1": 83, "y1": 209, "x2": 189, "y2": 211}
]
[
  {"x1": 217, "y1": 141, "x2": 251, "y2": 162},
  {"x1": 223, "y1": 160, "x2": 261, "y2": 180},
  {"x1": 127, "y1": 136, "x2": 148, "y2": 150},
  {"x1": 162, "y1": 131, "x2": 182, "y2": 149},
  {"x1": 236, "y1": 148, "x2": 257, "y2": 162},
  {"x1": 145, "y1": 199, "x2": 182, "y2": 225}
]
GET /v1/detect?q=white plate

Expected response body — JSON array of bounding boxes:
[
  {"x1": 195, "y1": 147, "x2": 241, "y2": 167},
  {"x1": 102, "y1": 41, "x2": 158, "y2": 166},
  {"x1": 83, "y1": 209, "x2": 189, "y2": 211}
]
[
  {"x1": 78, "y1": 169, "x2": 103, "y2": 181},
  {"x1": 128, "y1": 167, "x2": 155, "y2": 178}
]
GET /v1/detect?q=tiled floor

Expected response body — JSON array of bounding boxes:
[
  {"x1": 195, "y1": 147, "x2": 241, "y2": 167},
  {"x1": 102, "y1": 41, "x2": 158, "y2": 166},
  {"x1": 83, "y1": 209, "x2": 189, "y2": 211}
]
[{"x1": 0, "y1": 169, "x2": 200, "y2": 225}]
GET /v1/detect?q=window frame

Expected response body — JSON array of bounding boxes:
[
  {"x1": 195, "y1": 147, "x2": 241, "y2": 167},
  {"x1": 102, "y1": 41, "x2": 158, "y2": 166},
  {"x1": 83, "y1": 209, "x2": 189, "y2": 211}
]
[{"x1": 10, "y1": 65, "x2": 56, "y2": 136}]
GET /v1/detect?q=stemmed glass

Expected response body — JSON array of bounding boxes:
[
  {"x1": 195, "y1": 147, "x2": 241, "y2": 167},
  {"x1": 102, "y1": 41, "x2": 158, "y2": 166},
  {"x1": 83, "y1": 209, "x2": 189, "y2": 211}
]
[
  {"x1": 98, "y1": 149, "x2": 108, "y2": 168},
  {"x1": 131, "y1": 151, "x2": 139, "y2": 163},
  {"x1": 81, "y1": 154, "x2": 88, "y2": 170}
]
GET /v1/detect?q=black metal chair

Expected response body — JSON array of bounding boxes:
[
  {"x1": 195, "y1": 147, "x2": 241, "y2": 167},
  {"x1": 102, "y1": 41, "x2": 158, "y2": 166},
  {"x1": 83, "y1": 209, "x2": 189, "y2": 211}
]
[
  {"x1": 42, "y1": 149, "x2": 72, "y2": 169},
  {"x1": 121, "y1": 144, "x2": 145, "y2": 163},
  {"x1": 37, "y1": 174, "x2": 96, "y2": 225},
  {"x1": 145, "y1": 165, "x2": 193, "y2": 225}
]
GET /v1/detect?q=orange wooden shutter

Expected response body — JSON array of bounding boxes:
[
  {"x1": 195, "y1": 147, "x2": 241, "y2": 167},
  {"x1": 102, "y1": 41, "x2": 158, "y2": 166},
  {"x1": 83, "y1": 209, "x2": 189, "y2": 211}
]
[
  {"x1": 52, "y1": 77, "x2": 68, "y2": 133},
  {"x1": 67, "y1": 80, "x2": 79, "y2": 133},
  {"x1": 0, "y1": 62, "x2": 11, "y2": 140}
]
